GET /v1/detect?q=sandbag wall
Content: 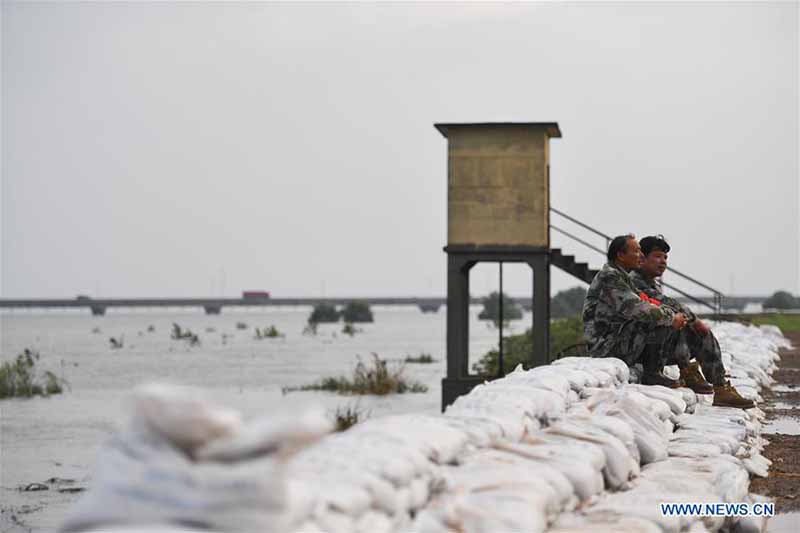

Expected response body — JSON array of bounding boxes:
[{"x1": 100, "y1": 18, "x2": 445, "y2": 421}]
[{"x1": 286, "y1": 323, "x2": 788, "y2": 533}]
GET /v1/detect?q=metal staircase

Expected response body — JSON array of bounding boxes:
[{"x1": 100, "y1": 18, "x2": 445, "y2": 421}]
[
  {"x1": 549, "y1": 207, "x2": 724, "y2": 314},
  {"x1": 550, "y1": 248, "x2": 598, "y2": 284}
]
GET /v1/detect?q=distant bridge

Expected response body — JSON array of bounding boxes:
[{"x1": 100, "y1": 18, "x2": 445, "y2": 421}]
[{"x1": 0, "y1": 297, "x2": 476, "y2": 315}]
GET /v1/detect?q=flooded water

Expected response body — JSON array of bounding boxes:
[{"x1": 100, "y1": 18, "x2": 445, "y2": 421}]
[
  {"x1": 763, "y1": 417, "x2": 800, "y2": 436},
  {"x1": 0, "y1": 306, "x2": 511, "y2": 532}
]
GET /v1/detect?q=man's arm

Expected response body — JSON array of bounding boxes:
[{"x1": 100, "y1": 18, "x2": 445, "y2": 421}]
[{"x1": 599, "y1": 272, "x2": 676, "y2": 327}]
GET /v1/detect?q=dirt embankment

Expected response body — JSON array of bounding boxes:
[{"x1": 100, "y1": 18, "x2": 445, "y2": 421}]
[{"x1": 749, "y1": 331, "x2": 800, "y2": 512}]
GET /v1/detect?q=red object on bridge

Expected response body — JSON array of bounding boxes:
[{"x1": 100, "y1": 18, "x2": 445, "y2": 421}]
[{"x1": 242, "y1": 291, "x2": 271, "y2": 299}]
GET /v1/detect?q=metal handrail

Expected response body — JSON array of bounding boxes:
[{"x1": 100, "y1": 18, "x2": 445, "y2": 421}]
[
  {"x1": 550, "y1": 207, "x2": 724, "y2": 314},
  {"x1": 551, "y1": 207, "x2": 611, "y2": 246},
  {"x1": 551, "y1": 225, "x2": 606, "y2": 256}
]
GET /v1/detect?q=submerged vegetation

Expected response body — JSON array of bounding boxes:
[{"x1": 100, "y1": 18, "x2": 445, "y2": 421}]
[
  {"x1": 473, "y1": 315, "x2": 585, "y2": 376},
  {"x1": 332, "y1": 404, "x2": 369, "y2": 432},
  {"x1": 342, "y1": 322, "x2": 361, "y2": 337},
  {"x1": 171, "y1": 323, "x2": 200, "y2": 346},
  {"x1": 0, "y1": 349, "x2": 68, "y2": 399},
  {"x1": 404, "y1": 353, "x2": 435, "y2": 364},
  {"x1": 109, "y1": 336, "x2": 124, "y2": 349},
  {"x1": 309, "y1": 303, "x2": 340, "y2": 324},
  {"x1": 284, "y1": 353, "x2": 428, "y2": 395},
  {"x1": 255, "y1": 325, "x2": 283, "y2": 339},
  {"x1": 341, "y1": 301, "x2": 374, "y2": 323}
]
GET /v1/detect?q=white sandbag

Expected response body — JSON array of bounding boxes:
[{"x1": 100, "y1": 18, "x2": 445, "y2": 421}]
[
  {"x1": 550, "y1": 511, "x2": 664, "y2": 533},
  {"x1": 495, "y1": 437, "x2": 606, "y2": 501},
  {"x1": 350, "y1": 414, "x2": 470, "y2": 464},
  {"x1": 445, "y1": 398, "x2": 539, "y2": 441},
  {"x1": 131, "y1": 383, "x2": 243, "y2": 454},
  {"x1": 195, "y1": 407, "x2": 331, "y2": 462},
  {"x1": 545, "y1": 418, "x2": 637, "y2": 489},
  {"x1": 420, "y1": 490, "x2": 549, "y2": 533},
  {"x1": 625, "y1": 384, "x2": 688, "y2": 417},
  {"x1": 463, "y1": 449, "x2": 578, "y2": 514},
  {"x1": 437, "y1": 415, "x2": 505, "y2": 448},
  {"x1": 354, "y1": 511, "x2": 394, "y2": 533},
  {"x1": 61, "y1": 428, "x2": 289, "y2": 533},
  {"x1": 590, "y1": 391, "x2": 670, "y2": 464},
  {"x1": 62, "y1": 386, "x2": 329, "y2": 533}
]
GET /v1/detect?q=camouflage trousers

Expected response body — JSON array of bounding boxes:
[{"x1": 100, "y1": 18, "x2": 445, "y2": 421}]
[{"x1": 640, "y1": 326, "x2": 727, "y2": 386}]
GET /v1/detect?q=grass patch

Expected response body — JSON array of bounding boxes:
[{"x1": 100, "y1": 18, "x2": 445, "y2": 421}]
[
  {"x1": 404, "y1": 353, "x2": 435, "y2": 364},
  {"x1": 0, "y1": 349, "x2": 69, "y2": 399},
  {"x1": 283, "y1": 353, "x2": 428, "y2": 395},
  {"x1": 750, "y1": 314, "x2": 800, "y2": 334},
  {"x1": 332, "y1": 404, "x2": 369, "y2": 432},
  {"x1": 472, "y1": 315, "x2": 586, "y2": 376}
]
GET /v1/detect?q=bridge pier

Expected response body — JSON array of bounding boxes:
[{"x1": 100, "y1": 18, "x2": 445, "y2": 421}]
[
  {"x1": 204, "y1": 305, "x2": 222, "y2": 315},
  {"x1": 90, "y1": 305, "x2": 106, "y2": 316}
]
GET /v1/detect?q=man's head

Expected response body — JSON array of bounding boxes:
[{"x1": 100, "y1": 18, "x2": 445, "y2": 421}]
[
  {"x1": 639, "y1": 234, "x2": 671, "y2": 278},
  {"x1": 607, "y1": 234, "x2": 642, "y2": 272}
]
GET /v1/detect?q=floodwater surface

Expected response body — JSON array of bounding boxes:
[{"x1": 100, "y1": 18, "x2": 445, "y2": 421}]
[{"x1": 1, "y1": 306, "x2": 511, "y2": 532}]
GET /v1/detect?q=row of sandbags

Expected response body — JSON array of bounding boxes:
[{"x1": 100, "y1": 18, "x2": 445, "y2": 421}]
[
  {"x1": 60, "y1": 322, "x2": 786, "y2": 533},
  {"x1": 545, "y1": 322, "x2": 786, "y2": 533},
  {"x1": 286, "y1": 356, "x2": 640, "y2": 533}
]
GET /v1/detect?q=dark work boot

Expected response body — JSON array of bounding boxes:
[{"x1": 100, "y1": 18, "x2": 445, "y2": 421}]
[
  {"x1": 713, "y1": 381, "x2": 756, "y2": 409},
  {"x1": 641, "y1": 372, "x2": 682, "y2": 388},
  {"x1": 680, "y1": 361, "x2": 714, "y2": 395},
  {"x1": 641, "y1": 344, "x2": 681, "y2": 388}
]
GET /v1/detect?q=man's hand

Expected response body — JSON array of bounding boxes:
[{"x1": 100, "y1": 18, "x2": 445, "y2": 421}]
[
  {"x1": 672, "y1": 313, "x2": 688, "y2": 331},
  {"x1": 693, "y1": 319, "x2": 710, "y2": 336}
]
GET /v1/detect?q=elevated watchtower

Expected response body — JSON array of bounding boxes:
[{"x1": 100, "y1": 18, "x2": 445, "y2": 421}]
[{"x1": 436, "y1": 122, "x2": 562, "y2": 409}]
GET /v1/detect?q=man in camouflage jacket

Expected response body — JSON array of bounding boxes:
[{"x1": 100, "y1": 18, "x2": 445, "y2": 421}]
[
  {"x1": 582, "y1": 234, "x2": 688, "y2": 387},
  {"x1": 630, "y1": 235, "x2": 754, "y2": 408}
]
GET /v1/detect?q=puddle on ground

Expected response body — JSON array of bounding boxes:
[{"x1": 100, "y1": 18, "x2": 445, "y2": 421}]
[
  {"x1": 766, "y1": 512, "x2": 800, "y2": 532},
  {"x1": 771, "y1": 384, "x2": 799, "y2": 393},
  {"x1": 763, "y1": 417, "x2": 800, "y2": 435},
  {"x1": 768, "y1": 402, "x2": 799, "y2": 410}
]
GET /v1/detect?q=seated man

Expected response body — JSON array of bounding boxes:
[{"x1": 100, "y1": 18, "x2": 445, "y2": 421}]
[
  {"x1": 582, "y1": 234, "x2": 688, "y2": 387},
  {"x1": 630, "y1": 235, "x2": 754, "y2": 408}
]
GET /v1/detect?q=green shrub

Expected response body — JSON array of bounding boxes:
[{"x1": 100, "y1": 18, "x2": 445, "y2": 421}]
[
  {"x1": 341, "y1": 301, "x2": 374, "y2": 323},
  {"x1": 0, "y1": 349, "x2": 68, "y2": 399},
  {"x1": 472, "y1": 315, "x2": 585, "y2": 376},
  {"x1": 478, "y1": 291, "x2": 523, "y2": 326},
  {"x1": 309, "y1": 303, "x2": 341, "y2": 324},
  {"x1": 404, "y1": 353, "x2": 435, "y2": 364},
  {"x1": 551, "y1": 286, "x2": 587, "y2": 319},
  {"x1": 284, "y1": 353, "x2": 428, "y2": 395},
  {"x1": 762, "y1": 291, "x2": 799, "y2": 310}
]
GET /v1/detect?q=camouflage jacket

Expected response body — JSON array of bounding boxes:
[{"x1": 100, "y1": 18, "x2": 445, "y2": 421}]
[
  {"x1": 582, "y1": 262, "x2": 675, "y2": 359},
  {"x1": 629, "y1": 270, "x2": 697, "y2": 322}
]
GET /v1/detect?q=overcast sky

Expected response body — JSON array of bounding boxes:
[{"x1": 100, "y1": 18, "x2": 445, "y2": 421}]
[{"x1": 2, "y1": 1, "x2": 798, "y2": 300}]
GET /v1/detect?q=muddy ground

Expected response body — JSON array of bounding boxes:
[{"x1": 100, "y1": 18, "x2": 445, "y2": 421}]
[{"x1": 750, "y1": 330, "x2": 800, "y2": 513}]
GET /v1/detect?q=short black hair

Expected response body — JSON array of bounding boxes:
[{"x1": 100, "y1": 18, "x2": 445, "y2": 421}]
[
  {"x1": 640, "y1": 235, "x2": 670, "y2": 256},
  {"x1": 607, "y1": 234, "x2": 636, "y2": 262}
]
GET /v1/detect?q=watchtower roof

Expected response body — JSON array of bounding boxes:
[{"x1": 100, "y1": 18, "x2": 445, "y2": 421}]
[{"x1": 434, "y1": 122, "x2": 562, "y2": 139}]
